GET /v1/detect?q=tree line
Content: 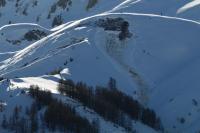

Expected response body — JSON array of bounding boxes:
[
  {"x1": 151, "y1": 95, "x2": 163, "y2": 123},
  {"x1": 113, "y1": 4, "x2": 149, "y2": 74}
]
[
  {"x1": 58, "y1": 78, "x2": 164, "y2": 132},
  {"x1": 1, "y1": 78, "x2": 164, "y2": 132},
  {"x1": 1, "y1": 102, "x2": 39, "y2": 133},
  {"x1": 1, "y1": 86, "x2": 99, "y2": 133}
]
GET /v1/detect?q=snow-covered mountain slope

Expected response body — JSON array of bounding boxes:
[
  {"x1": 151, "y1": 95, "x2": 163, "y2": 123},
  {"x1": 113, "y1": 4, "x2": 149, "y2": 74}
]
[
  {"x1": 0, "y1": 77, "x2": 159, "y2": 133},
  {"x1": 114, "y1": 0, "x2": 200, "y2": 22},
  {"x1": 0, "y1": 23, "x2": 50, "y2": 52},
  {"x1": 1, "y1": 0, "x2": 200, "y2": 133},
  {"x1": 1, "y1": 12, "x2": 200, "y2": 132},
  {"x1": 150, "y1": 56, "x2": 200, "y2": 133},
  {"x1": 0, "y1": 0, "x2": 132, "y2": 28},
  {"x1": 1, "y1": 0, "x2": 200, "y2": 27}
]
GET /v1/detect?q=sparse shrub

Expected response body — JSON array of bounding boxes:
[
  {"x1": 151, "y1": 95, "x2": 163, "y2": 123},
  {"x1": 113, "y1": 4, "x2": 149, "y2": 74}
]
[
  {"x1": 57, "y1": 0, "x2": 72, "y2": 9},
  {"x1": 49, "y1": 68, "x2": 62, "y2": 75},
  {"x1": 179, "y1": 117, "x2": 185, "y2": 124},
  {"x1": 32, "y1": 0, "x2": 38, "y2": 7},
  {"x1": 0, "y1": 77, "x2": 4, "y2": 81},
  {"x1": 0, "y1": 0, "x2": 6, "y2": 7},
  {"x1": 48, "y1": 4, "x2": 57, "y2": 19},
  {"x1": 192, "y1": 99, "x2": 198, "y2": 106},
  {"x1": 69, "y1": 57, "x2": 74, "y2": 62},
  {"x1": 6, "y1": 39, "x2": 21, "y2": 45},
  {"x1": 22, "y1": 8, "x2": 28, "y2": 16},
  {"x1": 48, "y1": 0, "x2": 72, "y2": 19},
  {"x1": 52, "y1": 15, "x2": 63, "y2": 27},
  {"x1": 86, "y1": 0, "x2": 98, "y2": 10},
  {"x1": 36, "y1": 15, "x2": 40, "y2": 22}
]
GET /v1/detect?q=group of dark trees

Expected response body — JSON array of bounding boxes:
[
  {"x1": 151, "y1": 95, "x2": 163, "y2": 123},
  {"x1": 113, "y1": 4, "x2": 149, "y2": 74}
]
[
  {"x1": 4, "y1": 29, "x2": 46, "y2": 44},
  {"x1": 52, "y1": 15, "x2": 63, "y2": 27},
  {"x1": 48, "y1": 0, "x2": 73, "y2": 26},
  {"x1": 58, "y1": 78, "x2": 163, "y2": 132},
  {"x1": 48, "y1": 0, "x2": 72, "y2": 20},
  {"x1": 1, "y1": 86, "x2": 99, "y2": 133},
  {"x1": 1, "y1": 78, "x2": 163, "y2": 132},
  {"x1": 29, "y1": 86, "x2": 99, "y2": 133},
  {"x1": 96, "y1": 17, "x2": 132, "y2": 40},
  {"x1": 1, "y1": 103, "x2": 39, "y2": 133},
  {"x1": 24, "y1": 30, "x2": 47, "y2": 41},
  {"x1": 57, "y1": 0, "x2": 72, "y2": 9},
  {"x1": 86, "y1": 0, "x2": 98, "y2": 10},
  {"x1": 44, "y1": 99, "x2": 98, "y2": 133}
]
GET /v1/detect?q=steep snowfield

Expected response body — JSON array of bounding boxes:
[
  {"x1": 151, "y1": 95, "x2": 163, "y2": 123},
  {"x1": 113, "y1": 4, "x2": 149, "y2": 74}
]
[
  {"x1": 1, "y1": 12, "x2": 200, "y2": 132},
  {"x1": 0, "y1": 76, "x2": 156, "y2": 133},
  {"x1": 0, "y1": 77, "x2": 159, "y2": 133},
  {"x1": 150, "y1": 57, "x2": 200, "y2": 133},
  {"x1": 1, "y1": 0, "x2": 200, "y2": 133}
]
